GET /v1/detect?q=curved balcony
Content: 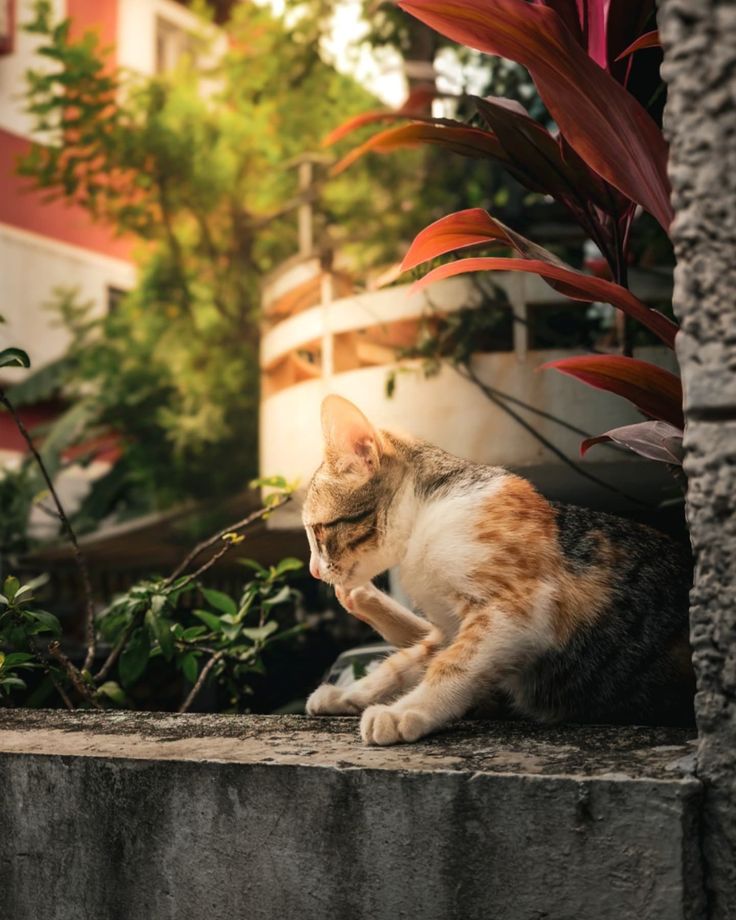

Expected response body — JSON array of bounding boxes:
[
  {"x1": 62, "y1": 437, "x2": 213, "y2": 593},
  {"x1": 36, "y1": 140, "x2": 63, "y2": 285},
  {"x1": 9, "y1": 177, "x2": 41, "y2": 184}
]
[{"x1": 260, "y1": 264, "x2": 676, "y2": 526}]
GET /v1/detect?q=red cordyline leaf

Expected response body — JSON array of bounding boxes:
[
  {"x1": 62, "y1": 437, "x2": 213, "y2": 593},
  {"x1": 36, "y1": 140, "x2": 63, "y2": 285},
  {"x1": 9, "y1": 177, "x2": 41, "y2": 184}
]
[
  {"x1": 540, "y1": 355, "x2": 684, "y2": 429},
  {"x1": 615, "y1": 29, "x2": 661, "y2": 62},
  {"x1": 581, "y1": 420, "x2": 683, "y2": 464},
  {"x1": 535, "y1": 1, "x2": 657, "y2": 73},
  {"x1": 473, "y1": 96, "x2": 617, "y2": 213},
  {"x1": 323, "y1": 87, "x2": 446, "y2": 147},
  {"x1": 331, "y1": 123, "x2": 508, "y2": 176},
  {"x1": 398, "y1": 0, "x2": 673, "y2": 232},
  {"x1": 403, "y1": 209, "x2": 679, "y2": 348}
]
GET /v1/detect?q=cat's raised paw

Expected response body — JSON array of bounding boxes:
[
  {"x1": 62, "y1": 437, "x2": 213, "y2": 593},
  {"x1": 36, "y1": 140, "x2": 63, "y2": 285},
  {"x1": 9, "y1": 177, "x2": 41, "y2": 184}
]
[
  {"x1": 360, "y1": 704, "x2": 431, "y2": 745},
  {"x1": 306, "y1": 684, "x2": 360, "y2": 716}
]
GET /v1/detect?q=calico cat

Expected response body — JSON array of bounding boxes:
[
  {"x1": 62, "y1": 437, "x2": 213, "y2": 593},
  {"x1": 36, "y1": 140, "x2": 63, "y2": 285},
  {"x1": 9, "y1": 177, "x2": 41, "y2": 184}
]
[{"x1": 302, "y1": 394, "x2": 694, "y2": 745}]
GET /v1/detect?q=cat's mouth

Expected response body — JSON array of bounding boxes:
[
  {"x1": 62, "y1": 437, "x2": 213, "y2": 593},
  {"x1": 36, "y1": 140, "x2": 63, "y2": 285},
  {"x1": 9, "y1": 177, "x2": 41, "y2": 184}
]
[{"x1": 320, "y1": 561, "x2": 358, "y2": 589}]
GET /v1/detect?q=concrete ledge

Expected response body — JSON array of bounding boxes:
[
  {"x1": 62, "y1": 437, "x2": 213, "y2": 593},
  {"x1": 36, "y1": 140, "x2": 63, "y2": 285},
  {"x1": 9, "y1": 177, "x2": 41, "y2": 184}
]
[{"x1": 0, "y1": 711, "x2": 704, "y2": 920}]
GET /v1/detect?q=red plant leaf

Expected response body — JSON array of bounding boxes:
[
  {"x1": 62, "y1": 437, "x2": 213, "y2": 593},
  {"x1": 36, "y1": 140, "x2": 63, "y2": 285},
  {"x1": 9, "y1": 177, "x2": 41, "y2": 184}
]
[
  {"x1": 615, "y1": 30, "x2": 661, "y2": 62},
  {"x1": 400, "y1": 208, "x2": 510, "y2": 268},
  {"x1": 398, "y1": 0, "x2": 673, "y2": 232},
  {"x1": 473, "y1": 96, "x2": 621, "y2": 214},
  {"x1": 324, "y1": 85, "x2": 451, "y2": 147},
  {"x1": 403, "y1": 209, "x2": 679, "y2": 348},
  {"x1": 331, "y1": 123, "x2": 509, "y2": 176},
  {"x1": 581, "y1": 420, "x2": 683, "y2": 464},
  {"x1": 541, "y1": 355, "x2": 684, "y2": 428}
]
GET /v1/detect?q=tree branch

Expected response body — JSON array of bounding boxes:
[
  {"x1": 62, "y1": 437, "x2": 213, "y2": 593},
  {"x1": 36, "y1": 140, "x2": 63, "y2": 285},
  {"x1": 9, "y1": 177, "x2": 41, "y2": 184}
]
[
  {"x1": 165, "y1": 496, "x2": 291, "y2": 586},
  {"x1": 178, "y1": 650, "x2": 225, "y2": 713},
  {"x1": 48, "y1": 640, "x2": 102, "y2": 709},
  {"x1": 0, "y1": 389, "x2": 97, "y2": 671}
]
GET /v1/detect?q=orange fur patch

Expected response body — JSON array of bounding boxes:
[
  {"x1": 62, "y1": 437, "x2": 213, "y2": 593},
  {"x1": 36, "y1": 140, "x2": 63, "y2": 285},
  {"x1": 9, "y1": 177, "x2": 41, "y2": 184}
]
[
  {"x1": 426, "y1": 613, "x2": 491, "y2": 683},
  {"x1": 471, "y1": 477, "x2": 558, "y2": 618},
  {"x1": 468, "y1": 477, "x2": 615, "y2": 643}
]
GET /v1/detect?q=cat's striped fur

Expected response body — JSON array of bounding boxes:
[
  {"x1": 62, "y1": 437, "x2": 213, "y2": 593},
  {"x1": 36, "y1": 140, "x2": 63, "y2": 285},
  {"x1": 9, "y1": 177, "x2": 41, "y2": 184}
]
[{"x1": 303, "y1": 395, "x2": 694, "y2": 745}]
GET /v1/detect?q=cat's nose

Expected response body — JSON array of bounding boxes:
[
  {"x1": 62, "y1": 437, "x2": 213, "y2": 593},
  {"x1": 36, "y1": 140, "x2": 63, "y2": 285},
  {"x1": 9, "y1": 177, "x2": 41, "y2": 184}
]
[{"x1": 309, "y1": 555, "x2": 322, "y2": 580}]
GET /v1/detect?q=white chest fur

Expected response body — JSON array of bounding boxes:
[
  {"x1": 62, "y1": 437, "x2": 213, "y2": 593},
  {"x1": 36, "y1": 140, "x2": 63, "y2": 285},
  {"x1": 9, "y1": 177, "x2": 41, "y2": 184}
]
[{"x1": 396, "y1": 477, "x2": 507, "y2": 634}]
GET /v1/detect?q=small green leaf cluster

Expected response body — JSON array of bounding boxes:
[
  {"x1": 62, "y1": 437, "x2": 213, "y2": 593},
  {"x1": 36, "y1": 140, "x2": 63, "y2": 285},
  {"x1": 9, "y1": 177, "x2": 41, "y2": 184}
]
[
  {"x1": 94, "y1": 558, "x2": 305, "y2": 709},
  {"x1": 0, "y1": 575, "x2": 59, "y2": 697}
]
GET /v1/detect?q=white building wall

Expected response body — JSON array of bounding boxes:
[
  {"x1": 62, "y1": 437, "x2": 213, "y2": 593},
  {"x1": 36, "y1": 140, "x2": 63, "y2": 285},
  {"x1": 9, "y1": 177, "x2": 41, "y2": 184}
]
[
  {"x1": 0, "y1": 0, "x2": 66, "y2": 140},
  {"x1": 0, "y1": 223, "x2": 135, "y2": 377}
]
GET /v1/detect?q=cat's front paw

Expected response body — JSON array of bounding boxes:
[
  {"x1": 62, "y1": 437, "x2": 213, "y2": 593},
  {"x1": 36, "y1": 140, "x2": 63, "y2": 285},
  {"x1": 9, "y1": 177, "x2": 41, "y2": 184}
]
[
  {"x1": 335, "y1": 583, "x2": 379, "y2": 622},
  {"x1": 306, "y1": 683, "x2": 361, "y2": 716},
  {"x1": 360, "y1": 704, "x2": 432, "y2": 745}
]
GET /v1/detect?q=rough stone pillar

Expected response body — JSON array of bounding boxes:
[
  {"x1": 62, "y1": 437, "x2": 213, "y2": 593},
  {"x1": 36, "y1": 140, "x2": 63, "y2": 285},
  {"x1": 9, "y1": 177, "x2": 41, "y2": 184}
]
[{"x1": 659, "y1": 2, "x2": 736, "y2": 917}]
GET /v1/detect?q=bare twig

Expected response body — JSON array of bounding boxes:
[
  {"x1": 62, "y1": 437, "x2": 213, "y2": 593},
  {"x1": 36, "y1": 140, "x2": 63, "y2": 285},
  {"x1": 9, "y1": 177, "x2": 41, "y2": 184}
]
[
  {"x1": 178, "y1": 650, "x2": 225, "y2": 713},
  {"x1": 0, "y1": 389, "x2": 97, "y2": 670},
  {"x1": 48, "y1": 640, "x2": 102, "y2": 709},
  {"x1": 93, "y1": 614, "x2": 141, "y2": 682},
  {"x1": 49, "y1": 672, "x2": 75, "y2": 711},
  {"x1": 22, "y1": 629, "x2": 75, "y2": 710},
  {"x1": 176, "y1": 639, "x2": 257, "y2": 665},
  {"x1": 165, "y1": 496, "x2": 291, "y2": 586},
  {"x1": 174, "y1": 542, "x2": 232, "y2": 591}
]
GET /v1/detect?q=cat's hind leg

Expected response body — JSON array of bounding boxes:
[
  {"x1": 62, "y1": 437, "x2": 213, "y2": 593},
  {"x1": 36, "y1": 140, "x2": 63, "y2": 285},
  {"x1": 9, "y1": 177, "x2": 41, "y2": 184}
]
[{"x1": 306, "y1": 625, "x2": 444, "y2": 716}]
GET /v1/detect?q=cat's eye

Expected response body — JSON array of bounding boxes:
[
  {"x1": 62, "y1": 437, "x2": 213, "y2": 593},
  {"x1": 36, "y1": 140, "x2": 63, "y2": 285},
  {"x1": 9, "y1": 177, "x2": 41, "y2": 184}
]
[{"x1": 316, "y1": 508, "x2": 374, "y2": 530}]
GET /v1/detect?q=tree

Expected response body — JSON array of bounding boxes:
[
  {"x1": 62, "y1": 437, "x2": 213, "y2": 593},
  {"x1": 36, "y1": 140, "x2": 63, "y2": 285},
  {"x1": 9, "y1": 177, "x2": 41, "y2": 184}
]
[{"x1": 14, "y1": 1, "x2": 422, "y2": 520}]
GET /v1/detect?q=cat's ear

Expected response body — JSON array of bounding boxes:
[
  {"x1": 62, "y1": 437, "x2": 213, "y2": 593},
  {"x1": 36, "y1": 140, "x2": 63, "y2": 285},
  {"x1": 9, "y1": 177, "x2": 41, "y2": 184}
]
[{"x1": 321, "y1": 395, "x2": 381, "y2": 476}]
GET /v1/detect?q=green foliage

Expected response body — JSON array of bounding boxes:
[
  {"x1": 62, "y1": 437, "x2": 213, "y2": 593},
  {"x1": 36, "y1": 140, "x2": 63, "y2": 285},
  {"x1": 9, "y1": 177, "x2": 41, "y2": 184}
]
[
  {"x1": 0, "y1": 575, "x2": 57, "y2": 697},
  {"x1": 0, "y1": 548, "x2": 305, "y2": 710},
  {"x1": 95, "y1": 557, "x2": 304, "y2": 708},
  {"x1": 0, "y1": 476, "x2": 306, "y2": 711}
]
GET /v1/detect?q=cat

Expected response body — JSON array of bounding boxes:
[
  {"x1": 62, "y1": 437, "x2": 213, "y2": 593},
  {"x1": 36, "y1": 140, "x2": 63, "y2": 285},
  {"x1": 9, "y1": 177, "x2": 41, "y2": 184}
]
[{"x1": 302, "y1": 394, "x2": 694, "y2": 746}]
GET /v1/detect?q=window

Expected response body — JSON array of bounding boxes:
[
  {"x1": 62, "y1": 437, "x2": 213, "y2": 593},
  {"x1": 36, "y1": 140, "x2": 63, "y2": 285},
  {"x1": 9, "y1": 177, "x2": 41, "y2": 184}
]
[
  {"x1": 155, "y1": 16, "x2": 196, "y2": 73},
  {"x1": 107, "y1": 286, "x2": 128, "y2": 313},
  {"x1": 0, "y1": 0, "x2": 15, "y2": 56}
]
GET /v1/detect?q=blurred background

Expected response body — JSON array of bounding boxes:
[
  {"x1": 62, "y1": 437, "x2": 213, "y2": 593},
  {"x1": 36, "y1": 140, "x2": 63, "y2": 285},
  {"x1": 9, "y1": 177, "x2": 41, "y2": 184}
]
[{"x1": 0, "y1": 0, "x2": 681, "y2": 713}]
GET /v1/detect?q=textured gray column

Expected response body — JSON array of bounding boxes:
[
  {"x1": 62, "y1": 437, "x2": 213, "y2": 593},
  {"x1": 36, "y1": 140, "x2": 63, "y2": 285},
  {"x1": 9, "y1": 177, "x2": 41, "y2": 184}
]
[{"x1": 659, "y1": 2, "x2": 736, "y2": 917}]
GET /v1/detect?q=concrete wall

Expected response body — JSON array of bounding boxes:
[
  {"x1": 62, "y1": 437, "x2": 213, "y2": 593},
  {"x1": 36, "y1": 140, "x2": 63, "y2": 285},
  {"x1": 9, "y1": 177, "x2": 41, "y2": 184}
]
[
  {"x1": 659, "y1": 1, "x2": 736, "y2": 917},
  {"x1": 0, "y1": 711, "x2": 705, "y2": 920}
]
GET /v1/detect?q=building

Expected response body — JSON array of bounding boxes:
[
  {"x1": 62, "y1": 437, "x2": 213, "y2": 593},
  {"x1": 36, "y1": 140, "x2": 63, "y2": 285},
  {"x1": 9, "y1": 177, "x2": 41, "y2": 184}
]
[{"x1": 0, "y1": 0, "x2": 214, "y2": 512}]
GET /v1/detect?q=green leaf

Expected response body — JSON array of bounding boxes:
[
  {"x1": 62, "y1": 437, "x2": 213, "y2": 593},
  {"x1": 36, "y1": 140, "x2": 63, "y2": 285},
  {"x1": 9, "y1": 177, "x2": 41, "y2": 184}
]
[
  {"x1": 221, "y1": 621, "x2": 242, "y2": 641},
  {"x1": 3, "y1": 652, "x2": 36, "y2": 668},
  {"x1": 238, "y1": 558, "x2": 268, "y2": 576},
  {"x1": 27, "y1": 609, "x2": 62, "y2": 636},
  {"x1": 193, "y1": 609, "x2": 223, "y2": 632},
  {"x1": 3, "y1": 576, "x2": 20, "y2": 602},
  {"x1": 118, "y1": 627, "x2": 150, "y2": 687},
  {"x1": 13, "y1": 585, "x2": 35, "y2": 604},
  {"x1": 0, "y1": 348, "x2": 31, "y2": 369},
  {"x1": 0, "y1": 676, "x2": 28, "y2": 693},
  {"x1": 200, "y1": 587, "x2": 237, "y2": 617},
  {"x1": 241, "y1": 621, "x2": 278, "y2": 643},
  {"x1": 180, "y1": 651, "x2": 199, "y2": 684},
  {"x1": 145, "y1": 608, "x2": 175, "y2": 661},
  {"x1": 97, "y1": 680, "x2": 126, "y2": 706},
  {"x1": 262, "y1": 585, "x2": 291, "y2": 608},
  {"x1": 181, "y1": 625, "x2": 207, "y2": 640},
  {"x1": 272, "y1": 557, "x2": 304, "y2": 577},
  {"x1": 249, "y1": 475, "x2": 287, "y2": 490}
]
